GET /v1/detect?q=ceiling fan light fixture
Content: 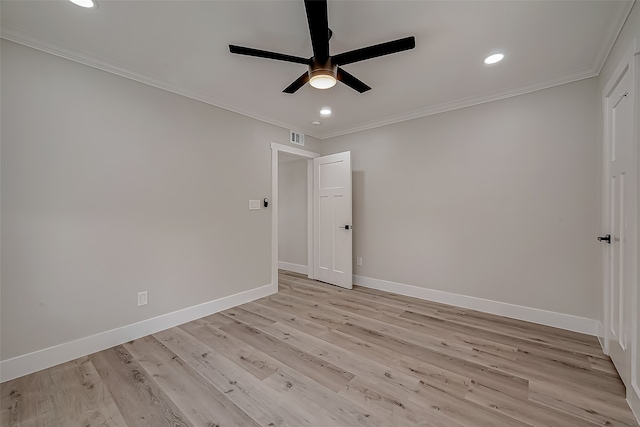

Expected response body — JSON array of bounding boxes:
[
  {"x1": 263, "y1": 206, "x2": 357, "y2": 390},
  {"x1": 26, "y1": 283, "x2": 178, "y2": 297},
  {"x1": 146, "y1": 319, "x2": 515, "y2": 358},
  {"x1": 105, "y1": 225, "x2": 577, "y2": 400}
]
[
  {"x1": 309, "y1": 62, "x2": 337, "y2": 90},
  {"x1": 309, "y1": 74, "x2": 337, "y2": 89}
]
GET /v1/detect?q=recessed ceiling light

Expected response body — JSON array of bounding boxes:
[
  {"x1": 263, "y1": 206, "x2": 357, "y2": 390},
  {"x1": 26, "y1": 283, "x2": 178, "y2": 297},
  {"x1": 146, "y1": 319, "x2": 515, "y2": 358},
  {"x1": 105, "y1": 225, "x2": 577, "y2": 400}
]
[
  {"x1": 484, "y1": 53, "x2": 504, "y2": 65},
  {"x1": 320, "y1": 107, "x2": 332, "y2": 116},
  {"x1": 69, "y1": 0, "x2": 96, "y2": 7},
  {"x1": 312, "y1": 121, "x2": 321, "y2": 125}
]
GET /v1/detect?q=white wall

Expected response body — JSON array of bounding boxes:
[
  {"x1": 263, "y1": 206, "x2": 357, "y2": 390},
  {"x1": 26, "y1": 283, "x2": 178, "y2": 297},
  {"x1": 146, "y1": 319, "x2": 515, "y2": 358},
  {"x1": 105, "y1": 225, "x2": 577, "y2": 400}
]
[
  {"x1": 321, "y1": 78, "x2": 599, "y2": 319},
  {"x1": 0, "y1": 40, "x2": 321, "y2": 362},
  {"x1": 278, "y1": 158, "x2": 308, "y2": 268}
]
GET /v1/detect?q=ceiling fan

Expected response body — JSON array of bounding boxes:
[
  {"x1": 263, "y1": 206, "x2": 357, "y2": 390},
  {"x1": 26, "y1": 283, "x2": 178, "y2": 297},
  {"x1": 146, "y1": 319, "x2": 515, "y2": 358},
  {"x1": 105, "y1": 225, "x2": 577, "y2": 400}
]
[{"x1": 229, "y1": 0, "x2": 416, "y2": 94}]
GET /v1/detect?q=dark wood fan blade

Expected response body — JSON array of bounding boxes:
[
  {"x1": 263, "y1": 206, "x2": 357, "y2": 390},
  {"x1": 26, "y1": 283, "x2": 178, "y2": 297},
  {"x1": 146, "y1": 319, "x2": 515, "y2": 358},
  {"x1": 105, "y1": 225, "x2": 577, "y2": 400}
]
[
  {"x1": 283, "y1": 72, "x2": 310, "y2": 94},
  {"x1": 332, "y1": 36, "x2": 415, "y2": 66},
  {"x1": 336, "y1": 68, "x2": 371, "y2": 93},
  {"x1": 229, "y1": 45, "x2": 310, "y2": 65},
  {"x1": 304, "y1": 0, "x2": 330, "y2": 63}
]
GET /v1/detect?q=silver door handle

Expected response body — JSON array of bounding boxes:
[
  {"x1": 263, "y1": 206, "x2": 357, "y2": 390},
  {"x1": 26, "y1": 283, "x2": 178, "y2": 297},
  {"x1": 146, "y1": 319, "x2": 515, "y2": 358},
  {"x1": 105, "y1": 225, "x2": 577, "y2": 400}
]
[{"x1": 339, "y1": 225, "x2": 352, "y2": 230}]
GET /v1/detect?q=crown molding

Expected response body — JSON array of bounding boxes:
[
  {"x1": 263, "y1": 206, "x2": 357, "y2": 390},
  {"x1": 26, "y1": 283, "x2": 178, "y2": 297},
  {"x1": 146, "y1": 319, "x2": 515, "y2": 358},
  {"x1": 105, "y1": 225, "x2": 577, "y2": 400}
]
[
  {"x1": 319, "y1": 67, "x2": 598, "y2": 139},
  {"x1": 320, "y1": 0, "x2": 634, "y2": 140},
  {"x1": 2, "y1": 0, "x2": 633, "y2": 142},
  {"x1": 0, "y1": 27, "x2": 324, "y2": 141},
  {"x1": 593, "y1": 0, "x2": 636, "y2": 75}
]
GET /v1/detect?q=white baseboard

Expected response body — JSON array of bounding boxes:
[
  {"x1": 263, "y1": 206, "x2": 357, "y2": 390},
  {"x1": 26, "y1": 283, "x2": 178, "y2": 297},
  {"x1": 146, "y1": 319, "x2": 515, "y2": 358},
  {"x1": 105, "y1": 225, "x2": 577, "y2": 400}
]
[
  {"x1": 629, "y1": 385, "x2": 640, "y2": 425},
  {"x1": 596, "y1": 321, "x2": 607, "y2": 353},
  {"x1": 596, "y1": 321, "x2": 604, "y2": 338},
  {"x1": 278, "y1": 261, "x2": 308, "y2": 275},
  {"x1": 0, "y1": 283, "x2": 275, "y2": 383},
  {"x1": 353, "y1": 275, "x2": 599, "y2": 336}
]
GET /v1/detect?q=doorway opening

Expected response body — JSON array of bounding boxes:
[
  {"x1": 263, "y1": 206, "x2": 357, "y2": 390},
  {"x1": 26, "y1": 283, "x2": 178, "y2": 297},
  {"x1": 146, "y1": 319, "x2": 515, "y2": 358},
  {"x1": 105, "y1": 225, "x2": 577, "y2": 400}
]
[{"x1": 270, "y1": 142, "x2": 319, "y2": 291}]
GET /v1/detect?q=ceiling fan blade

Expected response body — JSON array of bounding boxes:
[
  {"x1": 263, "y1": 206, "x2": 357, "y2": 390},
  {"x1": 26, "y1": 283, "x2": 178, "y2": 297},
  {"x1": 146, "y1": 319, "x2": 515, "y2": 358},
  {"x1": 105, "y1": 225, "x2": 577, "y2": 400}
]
[
  {"x1": 336, "y1": 68, "x2": 371, "y2": 93},
  {"x1": 229, "y1": 45, "x2": 310, "y2": 65},
  {"x1": 332, "y1": 36, "x2": 415, "y2": 66},
  {"x1": 283, "y1": 72, "x2": 310, "y2": 94},
  {"x1": 304, "y1": 0, "x2": 330, "y2": 63}
]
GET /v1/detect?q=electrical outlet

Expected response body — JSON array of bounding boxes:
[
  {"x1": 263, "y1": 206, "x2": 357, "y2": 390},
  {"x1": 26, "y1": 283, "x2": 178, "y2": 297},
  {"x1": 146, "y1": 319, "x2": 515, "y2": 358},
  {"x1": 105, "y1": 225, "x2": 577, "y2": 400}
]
[
  {"x1": 137, "y1": 291, "x2": 148, "y2": 307},
  {"x1": 356, "y1": 257, "x2": 362, "y2": 266}
]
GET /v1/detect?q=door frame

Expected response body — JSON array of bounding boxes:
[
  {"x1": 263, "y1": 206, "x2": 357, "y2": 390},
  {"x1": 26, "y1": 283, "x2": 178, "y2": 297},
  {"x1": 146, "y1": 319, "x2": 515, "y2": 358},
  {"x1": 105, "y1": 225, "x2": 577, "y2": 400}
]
[{"x1": 270, "y1": 142, "x2": 320, "y2": 290}]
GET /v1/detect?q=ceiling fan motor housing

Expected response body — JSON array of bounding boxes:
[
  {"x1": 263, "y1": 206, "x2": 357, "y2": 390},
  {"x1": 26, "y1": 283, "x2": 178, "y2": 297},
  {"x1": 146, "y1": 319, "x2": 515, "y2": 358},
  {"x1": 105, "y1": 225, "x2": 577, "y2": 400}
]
[{"x1": 309, "y1": 59, "x2": 336, "y2": 79}]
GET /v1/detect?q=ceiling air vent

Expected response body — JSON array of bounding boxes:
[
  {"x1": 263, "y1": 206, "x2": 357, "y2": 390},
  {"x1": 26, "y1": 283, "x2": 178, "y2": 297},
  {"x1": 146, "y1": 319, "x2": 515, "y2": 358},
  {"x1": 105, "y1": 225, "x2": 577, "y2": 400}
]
[{"x1": 290, "y1": 130, "x2": 305, "y2": 146}]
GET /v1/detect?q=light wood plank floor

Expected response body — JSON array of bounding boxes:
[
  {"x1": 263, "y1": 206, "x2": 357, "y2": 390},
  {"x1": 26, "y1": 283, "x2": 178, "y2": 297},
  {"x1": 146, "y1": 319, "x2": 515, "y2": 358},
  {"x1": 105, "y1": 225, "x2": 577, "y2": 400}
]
[{"x1": 2, "y1": 270, "x2": 638, "y2": 426}]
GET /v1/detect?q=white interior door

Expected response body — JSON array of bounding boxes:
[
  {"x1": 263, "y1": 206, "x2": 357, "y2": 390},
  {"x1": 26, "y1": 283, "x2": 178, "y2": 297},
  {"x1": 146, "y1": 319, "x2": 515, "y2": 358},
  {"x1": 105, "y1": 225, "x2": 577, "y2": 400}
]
[
  {"x1": 314, "y1": 151, "x2": 352, "y2": 289},
  {"x1": 604, "y1": 62, "x2": 636, "y2": 386}
]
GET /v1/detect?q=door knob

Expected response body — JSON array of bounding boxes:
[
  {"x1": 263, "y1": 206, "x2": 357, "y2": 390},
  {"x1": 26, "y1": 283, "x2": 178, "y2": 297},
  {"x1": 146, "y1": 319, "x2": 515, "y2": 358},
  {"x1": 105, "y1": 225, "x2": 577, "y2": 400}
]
[
  {"x1": 597, "y1": 234, "x2": 611, "y2": 244},
  {"x1": 339, "y1": 225, "x2": 351, "y2": 230}
]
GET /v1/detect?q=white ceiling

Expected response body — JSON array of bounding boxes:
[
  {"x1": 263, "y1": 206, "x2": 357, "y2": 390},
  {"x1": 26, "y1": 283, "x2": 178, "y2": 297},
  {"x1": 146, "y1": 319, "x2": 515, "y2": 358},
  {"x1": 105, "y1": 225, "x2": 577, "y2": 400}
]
[{"x1": 1, "y1": 0, "x2": 634, "y2": 139}]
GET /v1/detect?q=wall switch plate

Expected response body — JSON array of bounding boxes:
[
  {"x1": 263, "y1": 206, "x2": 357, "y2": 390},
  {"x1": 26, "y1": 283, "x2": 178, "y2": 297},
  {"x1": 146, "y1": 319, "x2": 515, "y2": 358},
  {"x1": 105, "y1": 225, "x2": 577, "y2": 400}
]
[
  {"x1": 356, "y1": 257, "x2": 362, "y2": 266},
  {"x1": 137, "y1": 291, "x2": 148, "y2": 306},
  {"x1": 249, "y1": 200, "x2": 260, "y2": 210}
]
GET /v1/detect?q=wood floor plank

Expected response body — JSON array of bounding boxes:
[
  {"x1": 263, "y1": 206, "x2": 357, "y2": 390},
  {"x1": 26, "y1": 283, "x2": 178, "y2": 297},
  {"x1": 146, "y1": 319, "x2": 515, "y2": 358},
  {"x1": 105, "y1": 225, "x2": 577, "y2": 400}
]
[
  {"x1": 1, "y1": 357, "x2": 127, "y2": 427},
  {"x1": 528, "y1": 380, "x2": 639, "y2": 425},
  {"x1": 189, "y1": 312, "x2": 237, "y2": 329},
  {"x1": 179, "y1": 320, "x2": 282, "y2": 380},
  {"x1": 279, "y1": 282, "x2": 521, "y2": 361},
  {"x1": 242, "y1": 300, "x2": 332, "y2": 336},
  {"x1": 3, "y1": 271, "x2": 638, "y2": 427},
  {"x1": 335, "y1": 320, "x2": 532, "y2": 400},
  {"x1": 263, "y1": 291, "x2": 533, "y2": 400},
  {"x1": 354, "y1": 286, "x2": 605, "y2": 358},
  {"x1": 124, "y1": 335, "x2": 260, "y2": 427},
  {"x1": 528, "y1": 389, "x2": 639, "y2": 427},
  {"x1": 256, "y1": 295, "x2": 347, "y2": 330},
  {"x1": 410, "y1": 378, "x2": 533, "y2": 427},
  {"x1": 399, "y1": 309, "x2": 596, "y2": 370},
  {"x1": 353, "y1": 284, "x2": 596, "y2": 344},
  {"x1": 271, "y1": 291, "x2": 492, "y2": 360},
  {"x1": 263, "y1": 365, "x2": 386, "y2": 427},
  {"x1": 339, "y1": 374, "x2": 471, "y2": 427},
  {"x1": 260, "y1": 315, "x2": 473, "y2": 402},
  {"x1": 154, "y1": 326, "x2": 323, "y2": 426},
  {"x1": 279, "y1": 285, "x2": 529, "y2": 370},
  {"x1": 588, "y1": 355, "x2": 620, "y2": 376},
  {"x1": 338, "y1": 375, "x2": 430, "y2": 427},
  {"x1": 220, "y1": 306, "x2": 277, "y2": 328},
  {"x1": 1, "y1": 369, "x2": 47, "y2": 427},
  {"x1": 465, "y1": 381, "x2": 599, "y2": 427},
  {"x1": 220, "y1": 320, "x2": 356, "y2": 393},
  {"x1": 88, "y1": 345, "x2": 192, "y2": 427},
  {"x1": 256, "y1": 321, "x2": 421, "y2": 397}
]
